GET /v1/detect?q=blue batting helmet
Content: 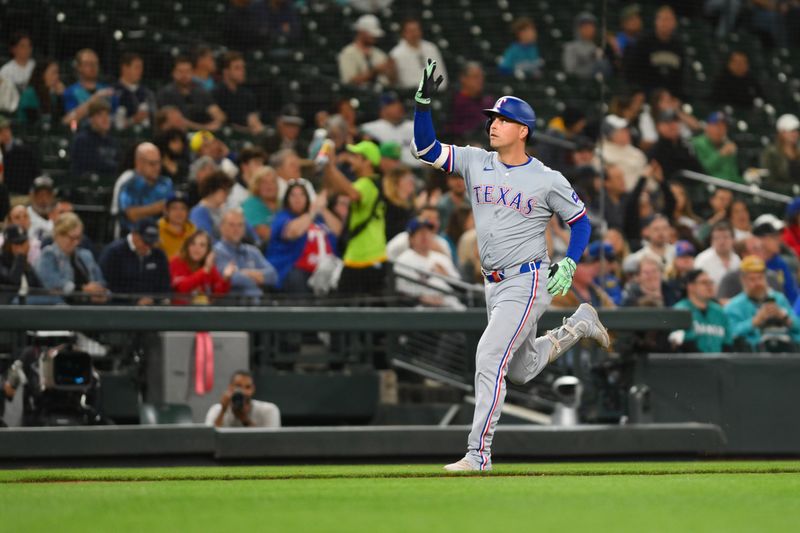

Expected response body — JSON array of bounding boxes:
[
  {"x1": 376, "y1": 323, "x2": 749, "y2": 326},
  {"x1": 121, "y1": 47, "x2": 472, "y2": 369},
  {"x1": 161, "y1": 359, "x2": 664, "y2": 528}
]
[{"x1": 483, "y1": 96, "x2": 536, "y2": 139}]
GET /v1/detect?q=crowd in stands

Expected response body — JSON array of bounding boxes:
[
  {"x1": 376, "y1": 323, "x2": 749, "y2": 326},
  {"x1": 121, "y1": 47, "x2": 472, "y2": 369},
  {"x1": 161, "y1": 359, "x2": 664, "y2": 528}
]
[{"x1": 2, "y1": 1, "x2": 800, "y2": 353}]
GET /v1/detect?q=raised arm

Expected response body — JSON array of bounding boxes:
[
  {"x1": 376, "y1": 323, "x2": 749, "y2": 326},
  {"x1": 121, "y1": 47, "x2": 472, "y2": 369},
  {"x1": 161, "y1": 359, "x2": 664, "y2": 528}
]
[{"x1": 411, "y1": 59, "x2": 451, "y2": 172}]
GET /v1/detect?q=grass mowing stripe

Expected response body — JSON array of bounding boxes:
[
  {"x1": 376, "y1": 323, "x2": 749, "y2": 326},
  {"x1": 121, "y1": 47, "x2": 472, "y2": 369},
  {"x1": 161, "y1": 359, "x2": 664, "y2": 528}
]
[{"x1": 2, "y1": 461, "x2": 800, "y2": 483}]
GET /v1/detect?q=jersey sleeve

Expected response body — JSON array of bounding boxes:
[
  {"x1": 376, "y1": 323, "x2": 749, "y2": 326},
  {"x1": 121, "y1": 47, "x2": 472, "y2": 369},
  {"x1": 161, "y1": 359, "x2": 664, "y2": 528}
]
[{"x1": 546, "y1": 171, "x2": 586, "y2": 225}]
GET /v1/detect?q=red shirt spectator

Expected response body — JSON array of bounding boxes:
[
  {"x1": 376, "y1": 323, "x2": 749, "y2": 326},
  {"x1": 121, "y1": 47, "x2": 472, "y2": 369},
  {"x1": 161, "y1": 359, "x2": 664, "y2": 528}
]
[{"x1": 170, "y1": 230, "x2": 233, "y2": 304}]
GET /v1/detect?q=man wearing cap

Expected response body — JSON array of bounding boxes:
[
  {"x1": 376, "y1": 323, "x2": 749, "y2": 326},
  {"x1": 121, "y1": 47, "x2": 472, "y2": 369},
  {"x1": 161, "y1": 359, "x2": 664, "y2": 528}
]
[
  {"x1": 691, "y1": 112, "x2": 742, "y2": 183},
  {"x1": 647, "y1": 109, "x2": 702, "y2": 181},
  {"x1": 753, "y1": 215, "x2": 799, "y2": 305},
  {"x1": 694, "y1": 221, "x2": 741, "y2": 292},
  {"x1": 390, "y1": 18, "x2": 448, "y2": 92},
  {"x1": 394, "y1": 217, "x2": 464, "y2": 309},
  {"x1": 0, "y1": 116, "x2": 38, "y2": 196},
  {"x1": 588, "y1": 241, "x2": 623, "y2": 305},
  {"x1": 338, "y1": 14, "x2": 396, "y2": 87},
  {"x1": 212, "y1": 51, "x2": 264, "y2": 136},
  {"x1": 323, "y1": 140, "x2": 388, "y2": 294},
  {"x1": 670, "y1": 269, "x2": 732, "y2": 353},
  {"x1": 118, "y1": 142, "x2": 174, "y2": 233},
  {"x1": 724, "y1": 255, "x2": 800, "y2": 350},
  {"x1": 157, "y1": 55, "x2": 226, "y2": 132},
  {"x1": 562, "y1": 12, "x2": 609, "y2": 80},
  {"x1": 260, "y1": 104, "x2": 307, "y2": 157},
  {"x1": 760, "y1": 114, "x2": 800, "y2": 194},
  {"x1": 26, "y1": 176, "x2": 55, "y2": 241},
  {"x1": 362, "y1": 93, "x2": 418, "y2": 168},
  {"x1": 378, "y1": 142, "x2": 401, "y2": 174},
  {"x1": 99, "y1": 218, "x2": 171, "y2": 305},
  {"x1": 158, "y1": 192, "x2": 195, "y2": 259},
  {"x1": 598, "y1": 115, "x2": 648, "y2": 191},
  {"x1": 69, "y1": 99, "x2": 119, "y2": 177},
  {"x1": 0, "y1": 224, "x2": 43, "y2": 303}
]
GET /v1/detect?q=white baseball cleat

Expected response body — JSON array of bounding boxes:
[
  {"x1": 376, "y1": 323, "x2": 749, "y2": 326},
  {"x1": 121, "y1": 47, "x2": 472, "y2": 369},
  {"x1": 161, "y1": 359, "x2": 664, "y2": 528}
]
[
  {"x1": 443, "y1": 457, "x2": 485, "y2": 472},
  {"x1": 573, "y1": 303, "x2": 610, "y2": 349}
]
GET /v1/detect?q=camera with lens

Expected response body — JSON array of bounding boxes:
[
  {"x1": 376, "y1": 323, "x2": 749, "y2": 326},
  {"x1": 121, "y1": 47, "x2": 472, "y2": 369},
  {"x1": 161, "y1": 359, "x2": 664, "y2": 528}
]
[{"x1": 231, "y1": 389, "x2": 246, "y2": 413}]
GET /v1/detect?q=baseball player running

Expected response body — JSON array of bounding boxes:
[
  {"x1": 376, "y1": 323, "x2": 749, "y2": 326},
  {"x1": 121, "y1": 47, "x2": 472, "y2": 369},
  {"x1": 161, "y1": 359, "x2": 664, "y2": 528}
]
[{"x1": 411, "y1": 59, "x2": 610, "y2": 471}]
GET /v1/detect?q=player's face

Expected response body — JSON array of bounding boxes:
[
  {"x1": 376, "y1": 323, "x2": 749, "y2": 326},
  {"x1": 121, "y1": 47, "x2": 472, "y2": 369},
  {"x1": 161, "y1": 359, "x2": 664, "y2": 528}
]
[{"x1": 488, "y1": 116, "x2": 526, "y2": 148}]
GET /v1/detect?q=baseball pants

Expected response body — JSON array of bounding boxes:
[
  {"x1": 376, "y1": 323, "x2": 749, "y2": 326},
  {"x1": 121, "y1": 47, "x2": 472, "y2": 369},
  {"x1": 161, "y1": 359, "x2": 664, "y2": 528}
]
[{"x1": 464, "y1": 264, "x2": 582, "y2": 470}]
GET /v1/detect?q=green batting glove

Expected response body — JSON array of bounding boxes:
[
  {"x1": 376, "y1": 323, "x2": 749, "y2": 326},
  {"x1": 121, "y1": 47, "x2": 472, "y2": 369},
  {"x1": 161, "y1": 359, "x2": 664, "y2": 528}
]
[
  {"x1": 415, "y1": 58, "x2": 444, "y2": 108},
  {"x1": 546, "y1": 258, "x2": 577, "y2": 297}
]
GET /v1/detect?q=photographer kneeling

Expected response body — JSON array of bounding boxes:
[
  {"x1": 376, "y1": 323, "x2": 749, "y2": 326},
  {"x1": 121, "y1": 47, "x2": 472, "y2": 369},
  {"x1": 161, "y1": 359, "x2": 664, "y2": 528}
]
[{"x1": 205, "y1": 370, "x2": 281, "y2": 428}]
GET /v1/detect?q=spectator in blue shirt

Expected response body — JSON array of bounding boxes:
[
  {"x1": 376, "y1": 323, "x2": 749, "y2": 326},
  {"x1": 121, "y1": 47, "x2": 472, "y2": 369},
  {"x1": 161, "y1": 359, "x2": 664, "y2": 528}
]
[
  {"x1": 99, "y1": 219, "x2": 171, "y2": 305},
  {"x1": 118, "y1": 142, "x2": 174, "y2": 233},
  {"x1": 754, "y1": 216, "x2": 799, "y2": 305},
  {"x1": 724, "y1": 255, "x2": 800, "y2": 351},
  {"x1": 266, "y1": 184, "x2": 341, "y2": 293},
  {"x1": 190, "y1": 171, "x2": 233, "y2": 242},
  {"x1": 63, "y1": 48, "x2": 112, "y2": 124},
  {"x1": 213, "y1": 209, "x2": 277, "y2": 300},
  {"x1": 499, "y1": 17, "x2": 542, "y2": 78},
  {"x1": 69, "y1": 99, "x2": 119, "y2": 177}
]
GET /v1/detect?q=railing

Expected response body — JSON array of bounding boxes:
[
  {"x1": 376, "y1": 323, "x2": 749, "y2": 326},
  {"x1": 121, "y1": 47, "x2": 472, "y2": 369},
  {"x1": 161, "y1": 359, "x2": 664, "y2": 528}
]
[{"x1": 679, "y1": 170, "x2": 793, "y2": 204}]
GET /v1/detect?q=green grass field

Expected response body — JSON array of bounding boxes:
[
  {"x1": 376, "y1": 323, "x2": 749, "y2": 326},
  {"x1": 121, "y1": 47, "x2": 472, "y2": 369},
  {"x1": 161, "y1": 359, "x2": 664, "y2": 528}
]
[{"x1": 2, "y1": 462, "x2": 799, "y2": 532}]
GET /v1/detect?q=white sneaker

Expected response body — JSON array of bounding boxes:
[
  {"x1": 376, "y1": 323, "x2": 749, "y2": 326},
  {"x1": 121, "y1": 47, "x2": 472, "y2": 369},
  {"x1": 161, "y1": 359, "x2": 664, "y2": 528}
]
[
  {"x1": 573, "y1": 303, "x2": 610, "y2": 349},
  {"x1": 443, "y1": 457, "x2": 484, "y2": 472}
]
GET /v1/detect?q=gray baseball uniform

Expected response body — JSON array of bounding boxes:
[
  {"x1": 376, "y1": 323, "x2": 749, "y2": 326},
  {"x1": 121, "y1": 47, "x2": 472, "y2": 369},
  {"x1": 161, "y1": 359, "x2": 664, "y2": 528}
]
[{"x1": 447, "y1": 145, "x2": 587, "y2": 470}]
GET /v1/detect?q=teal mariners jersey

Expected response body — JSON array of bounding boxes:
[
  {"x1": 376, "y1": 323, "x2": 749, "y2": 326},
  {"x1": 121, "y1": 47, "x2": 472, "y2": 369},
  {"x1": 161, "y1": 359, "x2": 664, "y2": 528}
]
[{"x1": 673, "y1": 298, "x2": 732, "y2": 353}]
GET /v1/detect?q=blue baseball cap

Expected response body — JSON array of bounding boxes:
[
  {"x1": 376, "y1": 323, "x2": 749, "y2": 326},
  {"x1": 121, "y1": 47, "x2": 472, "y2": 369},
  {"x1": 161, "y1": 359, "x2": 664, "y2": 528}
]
[
  {"x1": 134, "y1": 218, "x2": 160, "y2": 245},
  {"x1": 587, "y1": 241, "x2": 615, "y2": 261},
  {"x1": 707, "y1": 111, "x2": 726, "y2": 125},
  {"x1": 407, "y1": 218, "x2": 435, "y2": 235},
  {"x1": 675, "y1": 240, "x2": 696, "y2": 257}
]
